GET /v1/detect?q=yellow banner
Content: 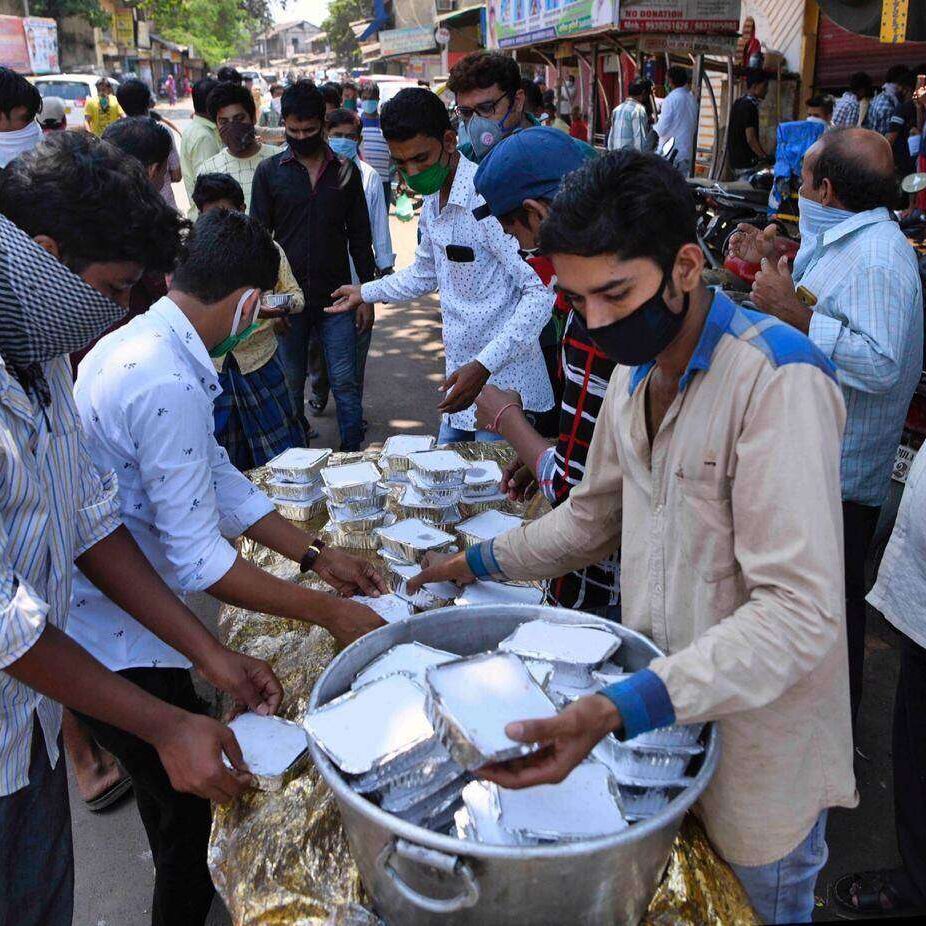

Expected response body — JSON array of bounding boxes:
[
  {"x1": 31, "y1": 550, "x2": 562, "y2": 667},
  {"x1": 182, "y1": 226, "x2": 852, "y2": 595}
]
[{"x1": 881, "y1": 0, "x2": 909, "y2": 44}]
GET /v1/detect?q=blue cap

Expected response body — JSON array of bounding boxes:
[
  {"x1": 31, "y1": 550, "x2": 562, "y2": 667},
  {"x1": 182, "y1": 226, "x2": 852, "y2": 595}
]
[{"x1": 473, "y1": 126, "x2": 588, "y2": 220}]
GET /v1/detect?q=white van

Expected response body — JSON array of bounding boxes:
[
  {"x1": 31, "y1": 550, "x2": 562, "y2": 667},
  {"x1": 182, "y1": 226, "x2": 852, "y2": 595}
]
[{"x1": 29, "y1": 73, "x2": 109, "y2": 129}]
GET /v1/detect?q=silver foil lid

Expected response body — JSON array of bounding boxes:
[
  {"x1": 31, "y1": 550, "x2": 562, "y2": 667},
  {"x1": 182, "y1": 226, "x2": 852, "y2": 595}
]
[
  {"x1": 351, "y1": 594, "x2": 413, "y2": 624},
  {"x1": 499, "y1": 618, "x2": 621, "y2": 668},
  {"x1": 381, "y1": 434, "x2": 436, "y2": 459},
  {"x1": 320, "y1": 461, "x2": 382, "y2": 489},
  {"x1": 225, "y1": 713, "x2": 310, "y2": 791},
  {"x1": 454, "y1": 580, "x2": 545, "y2": 607},
  {"x1": 304, "y1": 674, "x2": 435, "y2": 776},
  {"x1": 425, "y1": 651, "x2": 557, "y2": 770},
  {"x1": 456, "y1": 509, "x2": 523, "y2": 541},
  {"x1": 463, "y1": 459, "x2": 503, "y2": 488},
  {"x1": 496, "y1": 761, "x2": 628, "y2": 841},
  {"x1": 352, "y1": 642, "x2": 458, "y2": 690}
]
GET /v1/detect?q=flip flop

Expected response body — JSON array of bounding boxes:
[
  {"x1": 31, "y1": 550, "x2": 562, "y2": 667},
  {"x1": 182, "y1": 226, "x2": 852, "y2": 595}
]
[
  {"x1": 84, "y1": 775, "x2": 133, "y2": 812},
  {"x1": 832, "y1": 869, "x2": 925, "y2": 919}
]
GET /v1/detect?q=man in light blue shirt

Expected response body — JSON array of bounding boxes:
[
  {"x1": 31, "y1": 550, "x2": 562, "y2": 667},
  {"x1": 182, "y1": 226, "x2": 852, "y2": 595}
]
[{"x1": 742, "y1": 127, "x2": 923, "y2": 727}]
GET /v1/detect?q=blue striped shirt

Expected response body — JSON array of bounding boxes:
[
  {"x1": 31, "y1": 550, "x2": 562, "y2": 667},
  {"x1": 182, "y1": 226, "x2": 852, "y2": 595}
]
[
  {"x1": 798, "y1": 208, "x2": 923, "y2": 505},
  {"x1": 360, "y1": 115, "x2": 392, "y2": 184},
  {"x1": 0, "y1": 354, "x2": 121, "y2": 795}
]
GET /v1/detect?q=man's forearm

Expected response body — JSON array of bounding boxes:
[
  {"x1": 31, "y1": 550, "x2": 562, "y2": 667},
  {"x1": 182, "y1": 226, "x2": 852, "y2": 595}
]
[
  {"x1": 76, "y1": 525, "x2": 223, "y2": 666},
  {"x1": 496, "y1": 409, "x2": 551, "y2": 479},
  {"x1": 244, "y1": 511, "x2": 316, "y2": 563},
  {"x1": 207, "y1": 556, "x2": 339, "y2": 630},
  {"x1": 6, "y1": 624, "x2": 181, "y2": 746}
]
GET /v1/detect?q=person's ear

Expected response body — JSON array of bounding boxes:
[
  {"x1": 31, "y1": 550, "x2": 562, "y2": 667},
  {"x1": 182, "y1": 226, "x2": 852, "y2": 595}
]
[
  {"x1": 818, "y1": 177, "x2": 836, "y2": 207},
  {"x1": 443, "y1": 128, "x2": 458, "y2": 155},
  {"x1": 513, "y1": 88, "x2": 526, "y2": 113},
  {"x1": 671, "y1": 243, "x2": 704, "y2": 302},
  {"x1": 523, "y1": 198, "x2": 550, "y2": 236},
  {"x1": 33, "y1": 235, "x2": 60, "y2": 259}
]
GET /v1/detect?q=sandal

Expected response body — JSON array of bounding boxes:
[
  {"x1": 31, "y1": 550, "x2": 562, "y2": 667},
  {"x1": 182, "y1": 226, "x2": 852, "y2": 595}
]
[
  {"x1": 833, "y1": 868, "x2": 924, "y2": 918},
  {"x1": 307, "y1": 396, "x2": 327, "y2": 414},
  {"x1": 84, "y1": 775, "x2": 133, "y2": 812}
]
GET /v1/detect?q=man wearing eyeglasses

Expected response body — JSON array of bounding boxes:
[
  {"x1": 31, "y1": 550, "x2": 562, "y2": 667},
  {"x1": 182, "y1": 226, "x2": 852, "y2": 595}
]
[{"x1": 449, "y1": 51, "x2": 595, "y2": 164}]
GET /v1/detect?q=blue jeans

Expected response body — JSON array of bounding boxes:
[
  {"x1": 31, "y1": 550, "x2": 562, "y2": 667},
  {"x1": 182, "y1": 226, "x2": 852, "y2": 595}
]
[
  {"x1": 0, "y1": 727, "x2": 73, "y2": 926},
  {"x1": 730, "y1": 811, "x2": 828, "y2": 924},
  {"x1": 277, "y1": 307, "x2": 364, "y2": 451},
  {"x1": 437, "y1": 419, "x2": 505, "y2": 444}
]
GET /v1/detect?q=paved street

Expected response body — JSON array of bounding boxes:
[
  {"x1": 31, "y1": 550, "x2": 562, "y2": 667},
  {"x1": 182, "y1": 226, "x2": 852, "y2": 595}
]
[{"x1": 68, "y1": 104, "x2": 907, "y2": 924}]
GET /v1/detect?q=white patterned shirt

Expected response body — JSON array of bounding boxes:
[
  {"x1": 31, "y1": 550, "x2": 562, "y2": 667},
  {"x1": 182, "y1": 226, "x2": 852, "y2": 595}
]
[
  {"x1": 191, "y1": 143, "x2": 281, "y2": 217},
  {"x1": 361, "y1": 155, "x2": 554, "y2": 431},
  {"x1": 68, "y1": 298, "x2": 274, "y2": 672},
  {"x1": 607, "y1": 99, "x2": 648, "y2": 151},
  {"x1": 0, "y1": 353, "x2": 121, "y2": 795}
]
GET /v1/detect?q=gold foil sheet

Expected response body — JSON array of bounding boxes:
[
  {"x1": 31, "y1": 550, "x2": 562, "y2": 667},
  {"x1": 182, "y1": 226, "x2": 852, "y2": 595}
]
[{"x1": 209, "y1": 448, "x2": 756, "y2": 925}]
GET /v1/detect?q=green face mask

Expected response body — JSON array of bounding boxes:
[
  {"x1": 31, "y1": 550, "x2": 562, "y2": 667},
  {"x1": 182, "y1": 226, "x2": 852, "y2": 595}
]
[
  {"x1": 209, "y1": 288, "x2": 260, "y2": 359},
  {"x1": 401, "y1": 148, "x2": 452, "y2": 196}
]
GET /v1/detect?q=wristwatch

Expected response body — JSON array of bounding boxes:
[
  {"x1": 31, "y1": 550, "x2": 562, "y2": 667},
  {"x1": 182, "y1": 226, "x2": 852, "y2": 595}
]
[{"x1": 300, "y1": 538, "x2": 326, "y2": 573}]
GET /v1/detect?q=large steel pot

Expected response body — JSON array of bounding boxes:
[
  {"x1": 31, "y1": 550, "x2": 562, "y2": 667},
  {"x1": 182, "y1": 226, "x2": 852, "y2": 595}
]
[{"x1": 307, "y1": 604, "x2": 720, "y2": 926}]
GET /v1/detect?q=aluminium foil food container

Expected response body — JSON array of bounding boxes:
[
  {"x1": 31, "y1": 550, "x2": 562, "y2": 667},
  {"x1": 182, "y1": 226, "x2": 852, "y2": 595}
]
[
  {"x1": 455, "y1": 510, "x2": 524, "y2": 549},
  {"x1": 424, "y1": 651, "x2": 558, "y2": 771},
  {"x1": 499, "y1": 619, "x2": 622, "y2": 684},
  {"x1": 463, "y1": 460, "x2": 504, "y2": 496},
  {"x1": 224, "y1": 712, "x2": 311, "y2": 792},
  {"x1": 456, "y1": 780, "x2": 535, "y2": 846},
  {"x1": 459, "y1": 492, "x2": 509, "y2": 517},
  {"x1": 380, "y1": 435, "x2": 436, "y2": 472},
  {"x1": 324, "y1": 505, "x2": 391, "y2": 534},
  {"x1": 274, "y1": 494, "x2": 327, "y2": 522},
  {"x1": 496, "y1": 761, "x2": 628, "y2": 841},
  {"x1": 350, "y1": 593, "x2": 414, "y2": 624},
  {"x1": 324, "y1": 485, "x2": 390, "y2": 522},
  {"x1": 303, "y1": 674, "x2": 436, "y2": 777},
  {"x1": 454, "y1": 580, "x2": 545, "y2": 607},
  {"x1": 626, "y1": 723, "x2": 705, "y2": 749},
  {"x1": 351, "y1": 642, "x2": 458, "y2": 690},
  {"x1": 375, "y1": 518, "x2": 457, "y2": 565},
  {"x1": 397, "y1": 484, "x2": 463, "y2": 526},
  {"x1": 406, "y1": 470, "x2": 466, "y2": 506},
  {"x1": 619, "y1": 785, "x2": 673, "y2": 822},
  {"x1": 407, "y1": 449, "x2": 469, "y2": 486},
  {"x1": 320, "y1": 461, "x2": 383, "y2": 503},
  {"x1": 600, "y1": 739, "x2": 702, "y2": 783},
  {"x1": 267, "y1": 476, "x2": 322, "y2": 501},
  {"x1": 350, "y1": 736, "x2": 449, "y2": 794},
  {"x1": 378, "y1": 757, "x2": 467, "y2": 814},
  {"x1": 386, "y1": 563, "x2": 459, "y2": 610},
  {"x1": 267, "y1": 447, "x2": 332, "y2": 485},
  {"x1": 396, "y1": 777, "x2": 467, "y2": 828}
]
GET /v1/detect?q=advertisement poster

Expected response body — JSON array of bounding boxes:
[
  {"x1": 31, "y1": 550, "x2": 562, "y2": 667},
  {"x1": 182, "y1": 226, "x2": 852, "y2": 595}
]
[
  {"x1": 113, "y1": 8, "x2": 135, "y2": 46},
  {"x1": 488, "y1": 0, "x2": 617, "y2": 49},
  {"x1": 618, "y1": 0, "x2": 740, "y2": 34},
  {"x1": 379, "y1": 25, "x2": 437, "y2": 56},
  {"x1": 23, "y1": 18, "x2": 59, "y2": 74},
  {"x1": 0, "y1": 16, "x2": 30, "y2": 72}
]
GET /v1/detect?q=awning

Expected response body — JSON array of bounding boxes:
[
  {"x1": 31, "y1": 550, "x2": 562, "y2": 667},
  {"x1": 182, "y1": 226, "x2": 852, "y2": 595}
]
[
  {"x1": 149, "y1": 33, "x2": 186, "y2": 54},
  {"x1": 361, "y1": 41, "x2": 382, "y2": 63},
  {"x1": 435, "y1": 3, "x2": 485, "y2": 25}
]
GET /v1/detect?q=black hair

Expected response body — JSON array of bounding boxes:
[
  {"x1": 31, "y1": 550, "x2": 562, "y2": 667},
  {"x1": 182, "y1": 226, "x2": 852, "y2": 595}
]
[
  {"x1": 381, "y1": 87, "x2": 451, "y2": 142},
  {"x1": 192, "y1": 77, "x2": 218, "y2": 116},
  {"x1": 361, "y1": 81, "x2": 380, "y2": 100},
  {"x1": 806, "y1": 93, "x2": 834, "y2": 117},
  {"x1": 173, "y1": 209, "x2": 279, "y2": 303},
  {"x1": 628, "y1": 78, "x2": 650, "y2": 98},
  {"x1": 280, "y1": 80, "x2": 325, "y2": 122},
  {"x1": 886, "y1": 65, "x2": 915, "y2": 88},
  {"x1": 521, "y1": 77, "x2": 543, "y2": 112},
  {"x1": 192, "y1": 172, "x2": 245, "y2": 212},
  {"x1": 448, "y1": 51, "x2": 521, "y2": 97},
  {"x1": 745, "y1": 68, "x2": 768, "y2": 89},
  {"x1": 0, "y1": 66, "x2": 42, "y2": 120},
  {"x1": 342, "y1": 80, "x2": 357, "y2": 92},
  {"x1": 811, "y1": 128, "x2": 898, "y2": 212},
  {"x1": 667, "y1": 66, "x2": 690, "y2": 88},
  {"x1": 207, "y1": 81, "x2": 255, "y2": 122},
  {"x1": 102, "y1": 116, "x2": 171, "y2": 168},
  {"x1": 325, "y1": 108, "x2": 361, "y2": 133},
  {"x1": 848, "y1": 71, "x2": 872, "y2": 98},
  {"x1": 0, "y1": 131, "x2": 188, "y2": 274},
  {"x1": 115, "y1": 78, "x2": 152, "y2": 117},
  {"x1": 539, "y1": 150, "x2": 697, "y2": 274},
  {"x1": 321, "y1": 81, "x2": 343, "y2": 109},
  {"x1": 269, "y1": 82, "x2": 284, "y2": 96},
  {"x1": 216, "y1": 66, "x2": 242, "y2": 85}
]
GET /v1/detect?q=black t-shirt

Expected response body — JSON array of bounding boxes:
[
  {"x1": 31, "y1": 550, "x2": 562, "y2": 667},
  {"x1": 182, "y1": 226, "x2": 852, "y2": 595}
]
[
  {"x1": 728, "y1": 95, "x2": 760, "y2": 170},
  {"x1": 890, "y1": 99, "x2": 916, "y2": 177}
]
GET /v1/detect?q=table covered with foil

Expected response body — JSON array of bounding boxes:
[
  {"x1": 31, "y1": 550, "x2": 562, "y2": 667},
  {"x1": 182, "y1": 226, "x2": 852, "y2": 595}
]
[{"x1": 208, "y1": 443, "x2": 758, "y2": 925}]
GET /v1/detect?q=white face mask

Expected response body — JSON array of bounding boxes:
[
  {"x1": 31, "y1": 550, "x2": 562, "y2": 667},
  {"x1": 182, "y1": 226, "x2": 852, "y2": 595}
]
[
  {"x1": 793, "y1": 195, "x2": 854, "y2": 279},
  {"x1": 271, "y1": 97, "x2": 282, "y2": 114}
]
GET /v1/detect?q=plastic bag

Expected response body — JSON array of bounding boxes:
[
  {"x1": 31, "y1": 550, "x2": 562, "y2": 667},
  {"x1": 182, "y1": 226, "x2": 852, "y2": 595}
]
[{"x1": 395, "y1": 192, "x2": 415, "y2": 223}]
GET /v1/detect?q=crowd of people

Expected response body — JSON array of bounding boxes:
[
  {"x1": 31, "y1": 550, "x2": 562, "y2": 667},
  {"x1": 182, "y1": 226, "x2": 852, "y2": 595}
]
[{"x1": 1, "y1": 46, "x2": 926, "y2": 926}]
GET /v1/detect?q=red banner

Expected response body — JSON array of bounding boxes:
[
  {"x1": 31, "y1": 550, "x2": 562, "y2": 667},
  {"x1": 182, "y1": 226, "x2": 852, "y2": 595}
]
[{"x1": 0, "y1": 16, "x2": 30, "y2": 73}]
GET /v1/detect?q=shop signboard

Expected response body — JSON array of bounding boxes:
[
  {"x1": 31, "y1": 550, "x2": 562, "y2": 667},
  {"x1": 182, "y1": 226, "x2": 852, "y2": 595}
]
[
  {"x1": 23, "y1": 17, "x2": 59, "y2": 73},
  {"x1": 379, "y1": 25, "x2": 437, "y2": 56},
  {"x1": 488, "y1": 0, "x2": 617, "y2": 49},
  {"x1": 617, "y1": 0, "x2": 740, "y2": 34},
  {"x1": 113, "y1": 8, "x2": 135, "y2": 47}
]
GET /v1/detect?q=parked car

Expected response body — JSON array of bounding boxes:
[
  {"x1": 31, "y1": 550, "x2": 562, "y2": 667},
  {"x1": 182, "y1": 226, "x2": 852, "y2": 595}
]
[{"x1": 29, "y1": 73, "x2": 111, "y2": 129}]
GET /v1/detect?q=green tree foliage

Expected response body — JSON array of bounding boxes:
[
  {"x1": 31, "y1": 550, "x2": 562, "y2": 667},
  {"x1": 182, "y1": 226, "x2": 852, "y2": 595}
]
[
  {"x1": 28, "y1": 0, "x2": 111, "y2": 29},
  {"x1": 322, "y1": 0, "x2": 369, "y2": 67}
]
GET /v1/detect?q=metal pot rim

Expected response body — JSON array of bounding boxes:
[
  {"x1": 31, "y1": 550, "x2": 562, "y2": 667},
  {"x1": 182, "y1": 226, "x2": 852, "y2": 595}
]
[{"x1": 307, "y1": 604, "x2": 720, "y2": 860}]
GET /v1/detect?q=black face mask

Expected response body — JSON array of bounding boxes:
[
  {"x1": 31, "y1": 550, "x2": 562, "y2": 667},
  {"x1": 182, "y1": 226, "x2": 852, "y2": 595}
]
[
  {"x1": 286, "y1": 131, "x2": 323, "y2": 157},
  {"x1": 585, "y1": 272, "x2": 689, "y2": 366}
]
